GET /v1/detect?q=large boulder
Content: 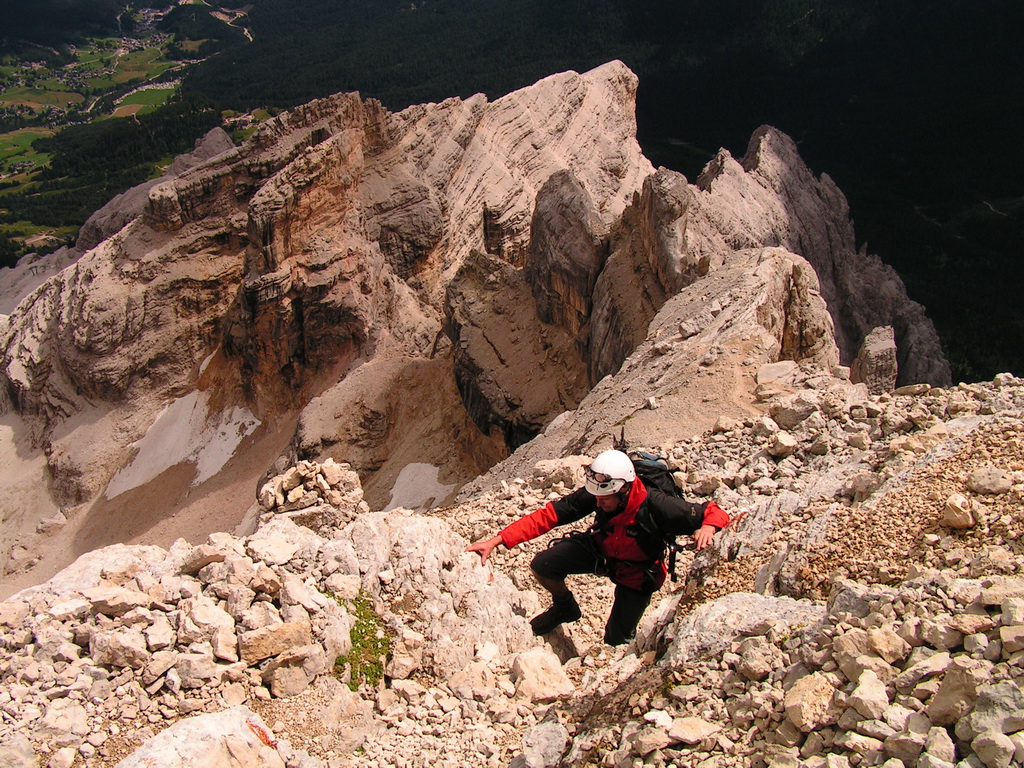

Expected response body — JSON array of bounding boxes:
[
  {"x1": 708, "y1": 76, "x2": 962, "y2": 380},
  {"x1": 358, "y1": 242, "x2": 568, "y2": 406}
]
[
  {"x1": 851, "y1": 325, "x2": 898, "y2": 394},
  {"x1": 338, "y1": 509, "x2": 536, "y2": 678},
  {"x1": 655, "y1": 591, "x2": 825, "y2": 668},
  {"x1": 113, "y1": 706, "x2": 286, "y2": 768}
]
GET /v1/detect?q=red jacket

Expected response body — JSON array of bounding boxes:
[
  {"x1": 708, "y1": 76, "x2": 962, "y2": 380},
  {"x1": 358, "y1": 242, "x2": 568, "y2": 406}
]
[{"x1": 499, "y1": 480, "x2": 729, "y2": 590}]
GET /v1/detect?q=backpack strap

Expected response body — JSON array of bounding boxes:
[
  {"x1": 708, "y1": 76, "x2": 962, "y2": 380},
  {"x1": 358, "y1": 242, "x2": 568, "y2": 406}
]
[{"x1": 629, "y1": 500, "x2": 670, "y2": 561}]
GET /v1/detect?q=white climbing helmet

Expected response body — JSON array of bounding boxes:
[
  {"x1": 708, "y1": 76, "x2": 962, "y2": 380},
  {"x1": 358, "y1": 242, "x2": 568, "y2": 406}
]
[{"x1": 584, "y1": 449, "x2": 636, "y2": 496}]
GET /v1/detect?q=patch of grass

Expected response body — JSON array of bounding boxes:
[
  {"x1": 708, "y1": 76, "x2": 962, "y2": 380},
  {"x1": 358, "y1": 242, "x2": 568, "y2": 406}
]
[
  {"x1": 121, "y1": 87, "x2": 176, "y2": 107},
  {"x1": 148, "y1": 154, "x2": 176, "y2": 179},
  {"x1": 77, "y1": 46, "x2": 116, "y2": 66},
  {"x1": 0, "y1": 128, "x2": 54, "y2": 173},
  {"x1": 114, "y1": 48, "x2": 172, "y2": 84},
  {"x1": 0, "y1": 221, "x2": 75, "y2": 267},
  {"x1": 78, "y1": 49, "x2": 117, "y2": 73},
  {"x1": 3, "y1": 222, "x2": 76, "y2": 239},
  {"x1": 85, "y1": 72, "x2": 118, "y2": 90},
  {"x1": 331, "y1": 591, "x2": 392, "y2": 692},
  {"x1": 232, "y1": 126, "x2": 258, "y2": 143},
  {"x1": 1, "y1": 87, "x2": 83, "y2": 109}
]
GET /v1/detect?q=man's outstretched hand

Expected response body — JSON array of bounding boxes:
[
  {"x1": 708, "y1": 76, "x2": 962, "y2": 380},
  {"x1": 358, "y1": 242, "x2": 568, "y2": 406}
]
[
  {"x1": 466, "y1": 535, "x2": 504, "y2": 565},
  {"x1": 693, "y1": 524, "x2": 716, "y2": 551}
]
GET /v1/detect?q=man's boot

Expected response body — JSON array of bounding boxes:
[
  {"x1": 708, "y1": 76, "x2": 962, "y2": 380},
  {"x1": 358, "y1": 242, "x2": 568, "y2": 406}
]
[{"x1": 530, "y1": 591, "x2": 582, "y2": 635}]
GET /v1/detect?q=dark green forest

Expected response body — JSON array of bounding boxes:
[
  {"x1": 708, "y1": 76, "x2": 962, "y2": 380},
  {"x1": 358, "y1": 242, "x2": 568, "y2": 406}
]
[
  {"x1": 632, "y1": 1, "x2": 1024, "y2": 383},
  {"x1": 158, "y1": 4, "x2": 249, "y2": 59},
  {"x1": 183, "y1": 0, "x2": 638, "y2": 110},
  {"x1": 0, "y1": 0, "x2": 124, "y2": 53},
  {"x1": 2, "y1": 0, "x2": 1022, "y2": 382}
]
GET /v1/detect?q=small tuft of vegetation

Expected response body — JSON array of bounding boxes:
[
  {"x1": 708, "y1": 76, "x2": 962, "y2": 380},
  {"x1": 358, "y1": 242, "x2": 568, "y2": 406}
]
[{"x1": 332, "y1": 591, "x2": 392, "y2": 692}]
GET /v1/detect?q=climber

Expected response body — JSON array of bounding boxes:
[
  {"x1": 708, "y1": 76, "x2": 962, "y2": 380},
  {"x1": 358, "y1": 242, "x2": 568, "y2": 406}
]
[{"x1": 465, "y1": 449, "x2": 730, "y2": 646}]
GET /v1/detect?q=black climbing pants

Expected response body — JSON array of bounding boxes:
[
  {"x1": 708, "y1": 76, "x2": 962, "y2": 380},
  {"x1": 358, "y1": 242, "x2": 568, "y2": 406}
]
[{"x1": 530, "y1": 533, "x2": 655, "y2": 646}]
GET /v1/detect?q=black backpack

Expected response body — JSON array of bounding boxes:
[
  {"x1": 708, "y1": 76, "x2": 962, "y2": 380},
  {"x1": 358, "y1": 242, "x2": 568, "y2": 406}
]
[
  {"x1": 628, "y1": 450, "x2": 697, "y2": 582},
  {"x1": 630, "y1": 450, "x2": 682, "y2": 496}
]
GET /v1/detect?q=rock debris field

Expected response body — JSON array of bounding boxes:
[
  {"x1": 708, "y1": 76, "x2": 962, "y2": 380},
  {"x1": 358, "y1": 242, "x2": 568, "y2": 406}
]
[{"x1": 2, "y1": 364, "x2": 1024, "y2": 768}]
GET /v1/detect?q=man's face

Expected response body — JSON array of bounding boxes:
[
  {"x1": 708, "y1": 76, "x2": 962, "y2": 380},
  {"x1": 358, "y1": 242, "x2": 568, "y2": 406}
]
[{"x1": 595, "y1": 491, "x2": 627, "y2": 514}]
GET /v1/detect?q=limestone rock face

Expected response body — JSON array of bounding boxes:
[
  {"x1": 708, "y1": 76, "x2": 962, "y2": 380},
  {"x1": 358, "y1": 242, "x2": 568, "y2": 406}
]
[
  {"x1": 578, "y1": 162, "x2": 817, "y2": 385},
  {"x1": 582, "y1": 170, "x2": 687, "y2": 383},
  {"x1": 2, "y1": 219, "x2": 242, "y2": 419},
  {"x1": 524, "y1": 169, "x2": 608, "y2": 336},
  {"x1": 0, "y1": 128, "x2": 235, "y2": 318},
  {"x1": 461, "y1": 246, "x2": 841, "y2": 488},
  {"x1": 4, "y1": 60, "x2": 649, "y2": 428},
  {"x1": 79, "y1": 128, "x2": 236, "y2": 254},
  {"x1": 692, "y1": 127, "x2": 950, "y2": 387},
  {"x1": 444, "y1": 249, "x2": 590, "y2": 449}
]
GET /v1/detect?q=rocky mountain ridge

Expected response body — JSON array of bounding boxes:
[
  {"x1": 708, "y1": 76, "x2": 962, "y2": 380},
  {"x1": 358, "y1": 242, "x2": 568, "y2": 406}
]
[
  {"x1": 1, "y1": 61, "x2": 949, "y2": 595},
  {"x1": 0, "y1": 59, "x2": 982, "y2": 767}
]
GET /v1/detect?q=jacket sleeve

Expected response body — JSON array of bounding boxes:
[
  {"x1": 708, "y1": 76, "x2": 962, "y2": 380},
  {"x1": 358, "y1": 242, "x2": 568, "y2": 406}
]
[
  {"x1": 499, "y1": 487, "x2": 596, "y2": 549},
  {"x1": 701, "y1": 500, "x2": 730, "y2": 529},
  {"x1": 499, "y1": 503, "x2": 559, "y2": 549},
  {"x1": 647, "y1": 491, "x2": 730, "y2": 536}
]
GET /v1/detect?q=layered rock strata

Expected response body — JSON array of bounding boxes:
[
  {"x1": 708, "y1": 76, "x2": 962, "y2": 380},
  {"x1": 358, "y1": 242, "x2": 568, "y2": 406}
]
[
  {"x1": 0, "y1": 128, "x2": 235, "y2": 318},
  {"x1": 456, "y1": 245, "x2": 841, "y2": 494}
]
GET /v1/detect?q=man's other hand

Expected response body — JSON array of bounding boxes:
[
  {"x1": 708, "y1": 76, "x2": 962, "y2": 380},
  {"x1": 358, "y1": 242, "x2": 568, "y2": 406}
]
[{"x1": 466, "y1": 535, "x2": 504, "y2": 565}]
